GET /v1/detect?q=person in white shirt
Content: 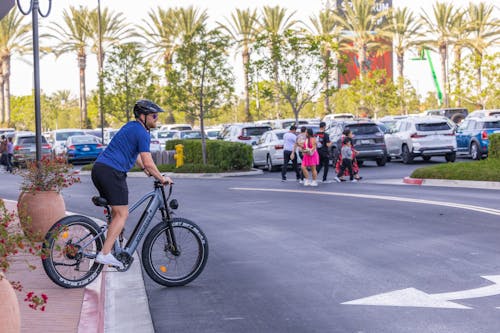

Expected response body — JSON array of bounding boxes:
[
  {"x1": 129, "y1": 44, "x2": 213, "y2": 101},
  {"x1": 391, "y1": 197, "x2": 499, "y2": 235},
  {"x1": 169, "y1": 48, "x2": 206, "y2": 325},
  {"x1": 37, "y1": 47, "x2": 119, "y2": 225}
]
[{"x1": 281, "y1": 125, "x2": 301, "y2": 181}]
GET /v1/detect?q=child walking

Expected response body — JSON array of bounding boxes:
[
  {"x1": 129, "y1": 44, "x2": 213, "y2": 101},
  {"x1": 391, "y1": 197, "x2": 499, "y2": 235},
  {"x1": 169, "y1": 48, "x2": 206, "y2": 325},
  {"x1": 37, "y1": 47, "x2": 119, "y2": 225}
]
[{"x1": 335, "y1": 138, "x2": 357, "y2": 182}]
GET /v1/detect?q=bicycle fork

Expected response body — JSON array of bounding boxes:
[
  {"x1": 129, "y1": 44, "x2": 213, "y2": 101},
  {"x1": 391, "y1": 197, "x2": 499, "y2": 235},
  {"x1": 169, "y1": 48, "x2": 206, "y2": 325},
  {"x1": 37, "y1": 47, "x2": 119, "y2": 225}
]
[{"x1": 159, "y1": 207, "x2": 180, "y2": 256}]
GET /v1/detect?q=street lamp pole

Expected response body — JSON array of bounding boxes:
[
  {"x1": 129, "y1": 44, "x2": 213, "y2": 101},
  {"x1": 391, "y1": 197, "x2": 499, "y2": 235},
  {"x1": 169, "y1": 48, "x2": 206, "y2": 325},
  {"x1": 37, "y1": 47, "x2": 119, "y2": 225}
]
[
  {"x1": 17, "y1": 0, "x2": 52, "y2": 163},
  {"x1": 97, "y1": 0, "x2": 105, "y2": 143}
]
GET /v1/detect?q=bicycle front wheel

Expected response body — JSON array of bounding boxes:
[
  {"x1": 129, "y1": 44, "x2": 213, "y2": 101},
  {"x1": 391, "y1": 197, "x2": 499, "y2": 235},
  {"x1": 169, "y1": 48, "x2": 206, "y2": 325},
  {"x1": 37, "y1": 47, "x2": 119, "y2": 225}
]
[
  {"x1": 42, "y1": 215, "x2": 105, "y2": 288},
  {"x1": 142, "y1": 217, "x2": 208, "y2": 287}
]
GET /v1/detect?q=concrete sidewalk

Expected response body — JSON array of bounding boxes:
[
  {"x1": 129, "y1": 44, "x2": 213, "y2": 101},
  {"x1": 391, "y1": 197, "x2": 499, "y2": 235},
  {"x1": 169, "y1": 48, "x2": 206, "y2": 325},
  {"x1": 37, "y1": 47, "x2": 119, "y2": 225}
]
[{"x1": 2, "y1": 199, "x2": 153, "y2": 333}]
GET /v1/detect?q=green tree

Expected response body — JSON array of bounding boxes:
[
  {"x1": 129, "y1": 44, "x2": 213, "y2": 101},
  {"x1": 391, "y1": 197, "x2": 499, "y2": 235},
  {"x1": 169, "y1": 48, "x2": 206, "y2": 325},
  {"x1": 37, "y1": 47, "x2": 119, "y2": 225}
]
[
  {"x1": 258, "y1": 6, "x2": 298, "y2": 117},
  {"x1": 46, "y1": 6, "x2": 92, "y2": 128},
  {"x1": 219, "y1": 8, "x2": 259, "y2": 122},
  {"x1": 420, "y1": 2, "x2": 462, "y2": 107},
  {"x1": 0, "y1": 9, "x2": 31, "y2": 125},
  {"x1": 449, "y1": 11, "x2": 469, "y2": 106},
  {"x1": 332, "y1": 0, "x2": 390, "y2": 81},
  {"x1": 463, "y1": 2, "x2": 500, "y2": 97},
  {"x1": 307, "y1": 9, "x2": 340, "y2": 114},
  {"x1": 102, "y1": 43, "x2": 159, "y2": 124},
  {"x1": 255, "y1": 31, "x2": 323, "y2": 122},
  {"x1": 165, "y1": 28, "x2": 234, "y2": 164}
]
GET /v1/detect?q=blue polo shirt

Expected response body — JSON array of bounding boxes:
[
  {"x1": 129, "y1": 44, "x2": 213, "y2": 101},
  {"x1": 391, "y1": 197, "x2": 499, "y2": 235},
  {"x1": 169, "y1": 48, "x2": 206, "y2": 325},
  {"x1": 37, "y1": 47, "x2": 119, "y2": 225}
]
[{"x1": 96, "y1": 121, "x2": 150, "y2": 172}]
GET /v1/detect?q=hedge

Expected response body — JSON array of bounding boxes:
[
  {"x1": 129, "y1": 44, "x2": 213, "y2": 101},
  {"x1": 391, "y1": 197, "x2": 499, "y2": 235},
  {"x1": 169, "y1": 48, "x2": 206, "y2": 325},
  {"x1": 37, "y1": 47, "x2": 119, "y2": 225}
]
[
  {"x1": 489, "y1": 133, "x2": 500, "y2": 159},
  {"x1": 165, "y1": 139, "x2": 253, "y2": 171}
]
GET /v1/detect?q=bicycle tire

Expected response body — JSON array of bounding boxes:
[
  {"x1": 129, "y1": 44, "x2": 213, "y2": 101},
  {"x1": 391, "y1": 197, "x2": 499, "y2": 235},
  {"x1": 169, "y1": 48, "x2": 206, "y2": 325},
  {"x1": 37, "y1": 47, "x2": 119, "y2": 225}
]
[
  {"x1": 42, "y1": 215, "x2": 105, "y2": 288},
  {"x1": 142, "y1": 217, "x2": 208, "y2": 287}
]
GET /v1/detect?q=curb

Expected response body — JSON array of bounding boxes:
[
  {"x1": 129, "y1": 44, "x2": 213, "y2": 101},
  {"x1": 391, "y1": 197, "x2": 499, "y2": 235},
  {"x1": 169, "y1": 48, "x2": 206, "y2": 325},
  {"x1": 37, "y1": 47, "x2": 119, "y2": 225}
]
[
  {"x1": 78, "y1": 168, "x2": 263, "y2": 178},
  {"x1": 403, "y1": 177, "x2": 500, "y2": 190}
]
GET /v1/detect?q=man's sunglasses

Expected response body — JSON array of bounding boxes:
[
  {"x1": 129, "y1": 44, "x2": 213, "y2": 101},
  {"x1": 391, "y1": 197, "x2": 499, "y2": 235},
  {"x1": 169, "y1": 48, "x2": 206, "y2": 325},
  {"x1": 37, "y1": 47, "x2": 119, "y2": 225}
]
[{"x1": 150, "y1": 113, "x2": 159, "y2": 120}]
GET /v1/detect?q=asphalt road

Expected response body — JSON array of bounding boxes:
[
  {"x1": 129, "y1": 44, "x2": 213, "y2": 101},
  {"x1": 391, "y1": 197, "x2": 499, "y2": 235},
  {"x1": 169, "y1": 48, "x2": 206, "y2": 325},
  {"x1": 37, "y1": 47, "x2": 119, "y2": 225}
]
[{"x1": 1, "y1": 158, "x2": 499, "y2": 332}]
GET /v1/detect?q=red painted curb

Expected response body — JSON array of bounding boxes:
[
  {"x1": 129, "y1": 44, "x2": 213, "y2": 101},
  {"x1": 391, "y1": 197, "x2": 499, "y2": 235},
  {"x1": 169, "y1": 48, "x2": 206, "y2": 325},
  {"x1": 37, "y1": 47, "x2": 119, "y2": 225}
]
[{"x1": 403, "y1": 177, "x2": 424, "y2": 185}]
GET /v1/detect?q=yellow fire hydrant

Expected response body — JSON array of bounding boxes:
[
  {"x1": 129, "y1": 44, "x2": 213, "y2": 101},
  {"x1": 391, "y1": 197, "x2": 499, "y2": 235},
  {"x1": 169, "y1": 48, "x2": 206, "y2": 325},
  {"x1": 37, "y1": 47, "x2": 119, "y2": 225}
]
[{"x1": 174, "y1": 144, "x2": 184, "y2": 168}]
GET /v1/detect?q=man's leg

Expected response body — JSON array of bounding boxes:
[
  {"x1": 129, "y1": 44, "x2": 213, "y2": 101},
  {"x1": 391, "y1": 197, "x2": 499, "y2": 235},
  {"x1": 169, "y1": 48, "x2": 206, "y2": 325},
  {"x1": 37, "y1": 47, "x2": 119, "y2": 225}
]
[
  {"x1": 282, "y1": 151, "x2": 291, "y2": 180},
  {"x1": 102, "y1": 205, "x2": 129, "y2": 254},
  {"x1": 321, "y1": 155, "x2": 329, "y2": 181}
]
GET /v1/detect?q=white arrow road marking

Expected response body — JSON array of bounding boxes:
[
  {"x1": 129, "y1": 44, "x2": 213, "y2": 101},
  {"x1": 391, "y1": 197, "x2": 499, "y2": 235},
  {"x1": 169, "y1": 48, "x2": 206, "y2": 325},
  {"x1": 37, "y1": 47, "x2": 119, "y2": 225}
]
[
  {"x1": 230, "y1": 188, "x2": 500, "y2": 216},
  {"x1": 342, "y1": 276, "x2": 500, "y2": 309}
]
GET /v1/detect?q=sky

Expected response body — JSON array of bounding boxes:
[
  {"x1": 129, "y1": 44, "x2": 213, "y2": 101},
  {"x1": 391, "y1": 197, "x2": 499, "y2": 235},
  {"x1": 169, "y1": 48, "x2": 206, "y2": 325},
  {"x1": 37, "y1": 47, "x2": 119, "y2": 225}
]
[{"x1": 8, "y1": 0, "x2": 497, "y2": 102}]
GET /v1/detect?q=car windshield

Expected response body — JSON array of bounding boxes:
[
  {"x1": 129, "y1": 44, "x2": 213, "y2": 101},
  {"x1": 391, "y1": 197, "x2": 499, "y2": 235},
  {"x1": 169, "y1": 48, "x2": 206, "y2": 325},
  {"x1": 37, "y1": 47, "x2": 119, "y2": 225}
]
[
  {"x1": 158, "y1": 131, "x2": 175, "y2": 139},
  {"x1": 243, "y1": 127, "x2": 271, "y2": 136},
  {"x1": 416, "y1": 122, "x2": 451, "y2": 131},
  {"x1": 19, "y1": 136, "x2": 48, "y2": 144},
  {"x1": 56, "y1": 131, "x2": 84, "y2": 141},
  {"x1": 483, "y1": 121, "x2": 500, "y2": 129},
  {"x1": 181, "y1": 131, "x2": 202, "y2": 139},
  {"x1": 71, "y1": 136, "x2": 99, "y2": 144},
  {"x1": 207, "y1": 130, "x2": 220, "y2": 137},
  {"x1": 346, "y1": 124, "x2": 381, "y2": 135}
]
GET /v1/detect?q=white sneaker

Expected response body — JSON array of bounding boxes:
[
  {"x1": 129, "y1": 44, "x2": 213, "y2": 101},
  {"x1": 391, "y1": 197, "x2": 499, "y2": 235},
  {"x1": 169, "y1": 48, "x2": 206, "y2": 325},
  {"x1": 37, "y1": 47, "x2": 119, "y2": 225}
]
[
  {"x1": 304, "y1": 180, "x2": 311, "y2": 186},
  {"x1": 322, "y1": 180, "x2": 332, "y2": 184},
  {"x1": 351, "y1": 179, "x2": 358, "y2": 183},
  {"x1": 334, "y1": 177, "x2": 341, "y2": 183},
  {"x1": 96, "y1": 252, "x2": 124, "y2": 269},
  {"x1": 299, "y1": 179, "x2": 304, "y2": 184},
  {"x1": 310, "y1": 181, "x2": 318, "y2": 186}
]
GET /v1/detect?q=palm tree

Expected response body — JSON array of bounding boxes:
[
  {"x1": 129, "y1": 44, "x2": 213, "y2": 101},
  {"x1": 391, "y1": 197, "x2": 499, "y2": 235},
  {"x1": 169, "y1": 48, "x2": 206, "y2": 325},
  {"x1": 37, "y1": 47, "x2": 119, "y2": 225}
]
[
  {"x1": 176, "y1": 6, "x2": 208, "y2": 41},
  {"x1": 463, "y1": 2, "x2": 500, "y2": 96},
  {"x1": 219, "y1": 8, "x2": 259, "y2": 122},
  {"x1": 0, "y1": 9, "x2": 31, "y2": 125},
  {"x1": 331, "y1": 0, "x2": 390, "y2": 81},
  {"x1": 46, "y1": 6, "x2": 91, "y2": 128},
  {"x1": 387, "y1": 7, "x2": 422, "y2": 82},
  {"x1": 87, "y1": 7, "x2": 131, "y2": 72},
  {"x1": 138, "y1": 7, "x2": 180, "y2": 123},
  {"x1": 449, "y1": 11, "x2": 468, "y2": 106},
  {"x1": 307, "y1": 9, "x2": 339, "y2": 114},
  {"x1": 421, "y1": 2, "x2": 461, "y2": 107},
  {"x1": 259, "y1": 5, "x2": 298, "y2": 118}
]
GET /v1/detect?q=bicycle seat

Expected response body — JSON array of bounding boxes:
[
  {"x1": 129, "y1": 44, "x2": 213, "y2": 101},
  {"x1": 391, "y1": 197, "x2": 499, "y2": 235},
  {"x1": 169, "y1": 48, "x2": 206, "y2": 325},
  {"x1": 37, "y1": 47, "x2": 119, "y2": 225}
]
[{"x1": 92, "y1": 196, "x2": 109, "y2": 207}]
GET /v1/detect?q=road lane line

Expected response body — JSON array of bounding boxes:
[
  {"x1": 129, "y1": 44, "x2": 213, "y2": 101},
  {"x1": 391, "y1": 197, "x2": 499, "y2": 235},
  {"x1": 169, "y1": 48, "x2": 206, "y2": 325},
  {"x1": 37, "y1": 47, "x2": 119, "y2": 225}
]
[{"x1": 231, "y1": 187, "x2": 500, "y2": 216}]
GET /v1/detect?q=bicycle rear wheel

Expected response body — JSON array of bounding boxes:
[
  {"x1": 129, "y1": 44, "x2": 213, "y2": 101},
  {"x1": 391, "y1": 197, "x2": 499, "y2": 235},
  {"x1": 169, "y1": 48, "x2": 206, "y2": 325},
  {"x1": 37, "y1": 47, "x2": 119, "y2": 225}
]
[
  {"x1": 42, "y1": 215, "x2": 105, "y2": 288},
  {"x1": 142, "y1": 217, "x2": 208, "y2": 287}
]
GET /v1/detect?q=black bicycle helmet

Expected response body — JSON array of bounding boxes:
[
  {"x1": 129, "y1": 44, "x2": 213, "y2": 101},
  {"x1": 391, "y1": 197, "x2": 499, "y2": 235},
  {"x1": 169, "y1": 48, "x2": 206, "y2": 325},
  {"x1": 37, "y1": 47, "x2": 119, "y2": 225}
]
[{"x1": 133, "y1": 99, "x2": 165, "y2": 118}]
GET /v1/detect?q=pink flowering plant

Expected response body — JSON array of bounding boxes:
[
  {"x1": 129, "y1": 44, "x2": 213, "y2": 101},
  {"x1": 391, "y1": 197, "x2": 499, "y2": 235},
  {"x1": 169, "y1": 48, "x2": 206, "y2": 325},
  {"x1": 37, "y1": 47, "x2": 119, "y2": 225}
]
[
  {"x1": 17, "y1": 156, "x2": 80, "y2": 193},
  {"x1": 0, "y1": 199, "x2": 48, "y2": 311}
]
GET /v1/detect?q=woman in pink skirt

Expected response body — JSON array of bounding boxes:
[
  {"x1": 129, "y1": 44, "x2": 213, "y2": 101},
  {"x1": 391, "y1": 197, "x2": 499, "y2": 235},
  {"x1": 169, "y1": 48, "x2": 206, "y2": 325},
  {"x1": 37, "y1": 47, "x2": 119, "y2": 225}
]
[{"x1": 301, "y1": 128, "x2": 319, "y2": 186}]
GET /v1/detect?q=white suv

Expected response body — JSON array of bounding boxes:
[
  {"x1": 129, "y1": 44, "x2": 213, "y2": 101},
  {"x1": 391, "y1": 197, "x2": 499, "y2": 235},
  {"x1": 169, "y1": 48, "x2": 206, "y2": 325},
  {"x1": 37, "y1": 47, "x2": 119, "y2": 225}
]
[
  {"x1": 219, "y1": 123, "x2": 272, "y2": 145},
  {"x1": 49, "y1": 129, "x2": 86, "y2": 156},
  {"x1": 385, "y1": 116, "x2": 457, "y2": 163}
]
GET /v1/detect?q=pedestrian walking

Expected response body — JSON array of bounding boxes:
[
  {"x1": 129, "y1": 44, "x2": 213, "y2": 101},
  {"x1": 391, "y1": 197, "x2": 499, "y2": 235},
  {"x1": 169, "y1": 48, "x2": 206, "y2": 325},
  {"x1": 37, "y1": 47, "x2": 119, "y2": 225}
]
[
  {"x1": 6, "y1": 137, "x2": 13, "y2": 173},
  {"x1": 315, "y1": 122, "x2": 332, "y2": 183},
  {"x1": 335, "y1": 137, "x2": 357, "y2": 182},
  {"x1": 291, "y1": 126, "x2": 307, "y2": 183},
  {"x1": 335, "y1": 129, "x2": 362, "y2": 181},
  {"x1": 281, "y1": 125, "x2": 300, "y2": 182},
  {"x1": 300, "y1": 128, "x2": 319, "y2": 186},
  {"x1": 0, "y1": 135, "x2": 7, "y2": 168}
]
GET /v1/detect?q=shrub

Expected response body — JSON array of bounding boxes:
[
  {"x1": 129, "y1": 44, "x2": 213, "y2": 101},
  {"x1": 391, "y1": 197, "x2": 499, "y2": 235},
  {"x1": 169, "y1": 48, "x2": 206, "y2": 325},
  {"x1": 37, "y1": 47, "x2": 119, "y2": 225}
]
[
  {"x1": 166, "y1": 140, "x2": 252, "y2": 171},
  {"x1": 489, "y1": 133, "x2": 500, "y2": 159}
]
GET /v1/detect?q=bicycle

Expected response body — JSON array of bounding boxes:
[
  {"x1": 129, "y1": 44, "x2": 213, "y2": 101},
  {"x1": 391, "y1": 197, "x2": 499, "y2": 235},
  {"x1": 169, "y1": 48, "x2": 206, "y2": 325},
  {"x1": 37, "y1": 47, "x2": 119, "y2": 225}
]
[{"x1": 41, "y1": 180, "x2": 208, "y2": 288}]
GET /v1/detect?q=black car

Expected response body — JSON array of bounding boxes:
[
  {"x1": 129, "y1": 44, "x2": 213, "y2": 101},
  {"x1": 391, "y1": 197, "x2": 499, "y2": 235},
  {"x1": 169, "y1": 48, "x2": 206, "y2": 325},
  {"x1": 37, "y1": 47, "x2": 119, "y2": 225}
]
[{"x1": 327, "y1": 120, "x2": 388, "y2": 166}]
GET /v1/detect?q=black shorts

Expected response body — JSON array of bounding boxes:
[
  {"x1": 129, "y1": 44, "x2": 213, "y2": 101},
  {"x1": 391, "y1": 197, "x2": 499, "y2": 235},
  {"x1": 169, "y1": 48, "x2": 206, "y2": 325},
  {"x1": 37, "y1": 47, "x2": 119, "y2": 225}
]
[{"x1": 91, "y1": 162, "x2": 128, "y2": 206}]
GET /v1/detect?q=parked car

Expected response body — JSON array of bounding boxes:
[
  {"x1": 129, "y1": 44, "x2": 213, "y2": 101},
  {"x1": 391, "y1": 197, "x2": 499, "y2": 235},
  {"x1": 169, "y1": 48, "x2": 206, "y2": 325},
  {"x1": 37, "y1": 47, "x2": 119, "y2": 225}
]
[
  {"x1": 48, "y1": 129, "x2": 86, "y2": 156},
  {"x1": 423, "y1": 108, "x2": 468, "y2": 124},
  {"x1": 172, "y1": 130, "x2": 204, "y2": 140},
  {"x1": 159, "y1": 124, "x2": 192, "y2": 131},
  {"x1": 219, "y1": 124, "x2": 272, "y2": 145},
  {"x1": 466, "y1": 109, "x2": 500, "y2": 119},
  {"x1": 0, "y1": 128, "x2": 15, "y2": 136},
  {"x1": 456, "y1": 116, "x2": 500, "y2": 160},
  {"x1": 83, "y1": 129, "x2": 104, "y2": 143},
  {"x1": 64, "y1": 135, "x2": 104, "y2": 164},
  {"x1": 12, "y1": 132, "x2": 52, "y2": 166},
  {"x1": 149, "y1": 131, "x2": 162, "y2": 152},
  {"x1": 156, "y1": 130, "x2": 177, "y2": 147},
  {"x1": 103, "y1": 129, "x2": 118, "y2": 145},
  {"x1": 328, "y1": 120, "x2": 388, "y2": 166},
  {"x1": 385, "y1": 116, "x2": 457, "y2": 163},
  {"x1": 205, "y1": 127, "x2": 223, "y2": 140},
  {"x1": 322, "y1": 113, "x2": 355, "y2": 125},
  {"x1": 378, "y1": 115, "x2": 408, "y2": 132},
  {"x1": 252, "y1": 129, "x2": 288, "y2": 170}
]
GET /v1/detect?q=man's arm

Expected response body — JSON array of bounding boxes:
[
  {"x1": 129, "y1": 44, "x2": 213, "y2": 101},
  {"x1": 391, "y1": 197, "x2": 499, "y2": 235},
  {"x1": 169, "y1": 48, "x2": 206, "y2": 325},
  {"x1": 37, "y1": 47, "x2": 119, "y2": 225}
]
[{"x1": 138, "y1": 152, "x2": 172, "y2": 184}]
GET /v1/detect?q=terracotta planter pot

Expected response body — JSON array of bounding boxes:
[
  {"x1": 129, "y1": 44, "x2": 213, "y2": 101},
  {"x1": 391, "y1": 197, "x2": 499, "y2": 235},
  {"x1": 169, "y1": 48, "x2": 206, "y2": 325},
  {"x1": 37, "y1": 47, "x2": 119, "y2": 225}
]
[
  {"x1": 18, "y1": 191, "x2": 66, "y2": 242},
  {"x1": 0, "y1": 274, "x2": 21, "y2": 333}
]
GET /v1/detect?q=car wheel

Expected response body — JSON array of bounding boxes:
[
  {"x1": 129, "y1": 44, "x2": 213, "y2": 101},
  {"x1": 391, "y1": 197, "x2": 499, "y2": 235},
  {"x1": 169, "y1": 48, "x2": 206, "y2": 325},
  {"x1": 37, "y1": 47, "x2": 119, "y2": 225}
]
[
  {"x1": 266, "y1": 155, "x2": 274, "y2": 171},
  {"x1": 445, "y1": 152, "x2": 456, "y2": 163},
  {"x1": 401, "y1": 145, "x2": 413, "y2": 164},
  {"x1": 376, "y1": 156, "x2": 387, "y2": 166},
  {"x1": 470, "y1": 142, "x2": 480, "y2": 160},
  {"x1": 422, "y1": 156, "x2": 431, "y2": 162}
]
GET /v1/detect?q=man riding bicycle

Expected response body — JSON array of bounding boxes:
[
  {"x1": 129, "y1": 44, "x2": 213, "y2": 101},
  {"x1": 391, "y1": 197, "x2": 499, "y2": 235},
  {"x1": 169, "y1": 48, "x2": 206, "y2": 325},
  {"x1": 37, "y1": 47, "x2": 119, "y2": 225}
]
[{"x1": 91, "y1": 99, "x2": 172, "y2": 268}]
